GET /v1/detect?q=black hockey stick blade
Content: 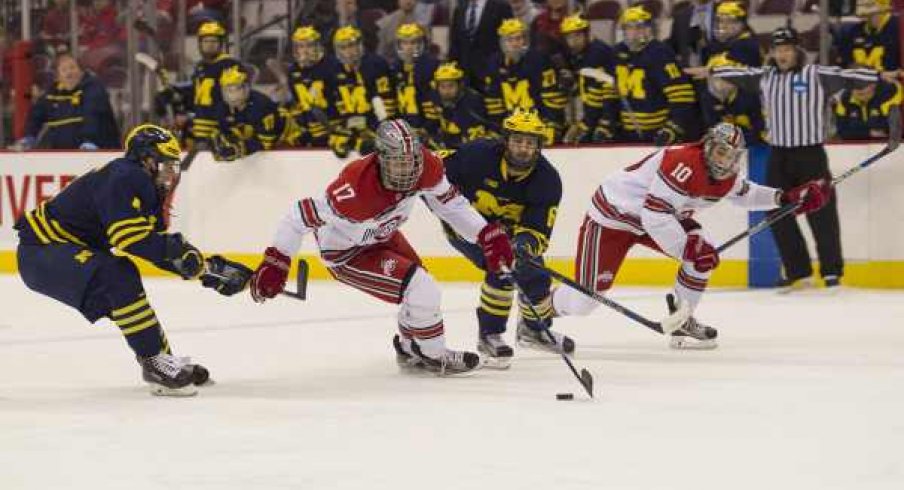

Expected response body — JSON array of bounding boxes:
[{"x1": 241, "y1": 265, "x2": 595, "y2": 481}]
[
  {"x1": 887, "y1": 105, "x2": 901, "y2": 151},
  {"x1": 280, "y1": 258, "x2": 309, "y2": 301},
  {"x1": 180, "y1": 147, "x2": 201, "y2": 172},
  {"x1": 580, "y1": 369, "x2": 594, "y2": 398}
]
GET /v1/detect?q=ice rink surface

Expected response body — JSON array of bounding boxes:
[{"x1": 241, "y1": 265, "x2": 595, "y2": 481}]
[{"x1": 2, "y1": 275, "x2": 903, "y2": 490}]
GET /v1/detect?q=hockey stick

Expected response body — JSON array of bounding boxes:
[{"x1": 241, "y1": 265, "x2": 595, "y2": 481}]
[
  {"x1": 578, "y1": 66, "x2": 643, "y2": 139},
  {"x1": 281, "y1": 258, "x2": 309, "y2": 300},
  {"x1": 715, "y1": 106, "x2": 902, "y2": 254},
  {"x1": 518, "y1": 257, "x2": 690, "y2": 335},
  {"x1": 180, "y1": 145, "x2": 202, "y2": 172},
  {"x1": 502, "y1": 265, "x2": 594, "y2": 398}
]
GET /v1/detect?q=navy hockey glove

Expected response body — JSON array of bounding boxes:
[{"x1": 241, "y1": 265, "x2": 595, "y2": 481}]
[
  {"x1": 201, "y1": 255, "x2": 253, "y2": 296},
  {"x1": 512, "y1": 233, "x2": 543, "y2": 259},
  {"x1": 162, "y1": 233, "x2": 204, "y2": 279}
]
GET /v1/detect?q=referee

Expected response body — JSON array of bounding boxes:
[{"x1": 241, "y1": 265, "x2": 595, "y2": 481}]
[{"x1": 692, "y1": 26, "x2": 892, "y2": 290}]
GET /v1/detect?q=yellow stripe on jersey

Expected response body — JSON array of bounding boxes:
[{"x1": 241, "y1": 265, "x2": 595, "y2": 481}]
[
  {"x1": 24, "y1": 211, "x2": 51, "y2": 244},
  {"x1": 112, "y1": 297, "x2": 149, "y2": 317}
]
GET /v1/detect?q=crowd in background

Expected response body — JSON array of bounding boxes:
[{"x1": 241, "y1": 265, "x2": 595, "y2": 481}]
[{"x1": 2, "y1": 0, "x2": 902, "y2": 157}]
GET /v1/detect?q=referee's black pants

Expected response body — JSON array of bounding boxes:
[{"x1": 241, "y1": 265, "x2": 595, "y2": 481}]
[{"x1": 766, "y1": 145, "x2": 843, "y2": 281}]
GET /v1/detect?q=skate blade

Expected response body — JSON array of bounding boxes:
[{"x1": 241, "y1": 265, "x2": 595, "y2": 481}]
[
  {"x1": 148, "y1": 384, "x2": 199, "y2": 397},
  {"x1": 480, "y1": 355, "x2": 513, "y2": 370},
  {"x1": 669, "y1": 337, "x2": 718, "y2": 350},
  {"x1": 517, "y1": 337, "x2": 572, "y2": 356}
]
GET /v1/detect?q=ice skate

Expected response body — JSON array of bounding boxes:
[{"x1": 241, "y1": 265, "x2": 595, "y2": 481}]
[
  {"x1": 138, "y1": 353, "x2": 199, "y2": 396},
  {"x1": 666, "y1": 294, "x2": 718, "y2": 350},
  {"x1": 516, "y1": 318, "x2": 575, "y2": 355},
  {"x1": 776, "y1": 276, "x2": 815, "y2": 294},
  {"x1": 477, "y1": 334, "x2": 514, "y2": 369},
  {"x1": 410, "y1": 343, "x2": 482, "y2": 376},
  {"x1": 392, "y1": 334, "x2": 426, "y2": 371}
]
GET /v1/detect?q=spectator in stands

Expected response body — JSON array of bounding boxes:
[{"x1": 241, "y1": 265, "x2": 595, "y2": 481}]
[
  {"x1": 531, "y1": 0, "x2": 572, "y2": 57},
  {"x1": 315, "y1": 0, "x2": 380, "y2": 54},
  {"x1": 835, "y1": 0, "x2": 900, "y2": 71},
  {"x1": 668, "y1": 0, "x2": 716, "y2": 67},
  {"x1": 834, "y1": 70, "x2": 903, "y2": 140},
  {"x1": 509, "y1": 0, "x2": 539, "y2": 27},
  {"x1": 376, "y1": 0, "x2": 427, "y2": 62},
  {"x1": 39, "y1": 0, "x2": 75, "y2": 52},
  {"x1": 79, "y1": 0, "x2": 122, "y2": 51},
  {"x1": 449, "y1": 0, "x2": 514, "y2": 90},
  {"x1": 14, "y1": 54, "x2": 120, "y2": 151}
]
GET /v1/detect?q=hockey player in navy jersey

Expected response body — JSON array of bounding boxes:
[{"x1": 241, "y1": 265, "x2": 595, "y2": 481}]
[
  {"x1": 613, "y1": 6, "x2": 698, "y2": 144},
  {"x1": 208, "y1": 66, "x2": 291, "y2": 161},
  {"x1": 558, "y1": 14, "x2": 619, "y2": 143},
  {"x1": 14, "y1": 125, "x2": 252, "y2": 396},
  {"x1": 703, "y1": 2, "x2": 763, "y2": 67},
  {"x1": 836, "y1": 0, "x2": 900, "y2": 70},
  {"x1": 483, "y1": 18, "x2": 567, "y2": 144},
  {"x1": 390, "y1": 23, "x2": 440, "y2": 135},
  {"x1": 286, "y1": 26, "x2": 335, "y2": 147},
  {"x1": 441, "y1": 109, "x2": 574, "y2": 368},
  {"x1": 423, "y1": 62, "x2": 493, "y2": 149},
  {"x1": 327, "y1": 26, "x2": 397, "y2": 158}
]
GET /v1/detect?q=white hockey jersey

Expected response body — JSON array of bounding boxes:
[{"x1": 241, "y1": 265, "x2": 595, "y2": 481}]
[
  {"x1": 587, "y1": 143, "x2": 780, "y2": 258},
  {"x1": 271, "y1": 148, "x2": 487, "y2": 266}
]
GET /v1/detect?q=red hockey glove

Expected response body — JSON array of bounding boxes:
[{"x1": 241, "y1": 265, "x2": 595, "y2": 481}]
[
  {"x1": 683, "y1": 234, "x2": 720, "y2": 273},
  {"x1": 250, "y1": 247, "x2": 290, "y2": 303},
  {"x1": 477, "y1": 223, "x2": 514, "y2": 274},
  {"x1": 782, "y1": 179, "x2": 831, "y2": 215}
]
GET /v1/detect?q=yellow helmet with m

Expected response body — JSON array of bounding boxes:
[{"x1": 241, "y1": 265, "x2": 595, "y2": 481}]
[
  {"x1": 501, "y1": 109, "x2": 547, "y2": 172},
  {"x1": 857, "y1": 0, "x2": 892, "y2": 17},
  {"x1": 219, "y1": 65, "x2": 250, "y2": 109},
  {"x1": 714, "y1": 2, "x2": 747, "y2": 42},
  {"x1": 396, "y1": 23, "x2": 426, "y2": 62},
  {"x1": 197, "y1": 21, "x2": 227, "y2": 60},
  {"x1": 498, "y1": 18, "x2": 529, "y2": 62},
  {"x1": 124, "y1": 124, "x2": 182, "y2": 193},
  {"x1": 620, "y1": 6, "x2": 654, "y2": 52},
  {"x1": 434, "y1": 62, "x2": 466, "y2": 107},
  {"x1": 334, "y1": 26, "x2": 364, "y2": 66},
  {"x1": 560, "y1": 14, "x2": 590, "y2": 35},
  {"x1": 292, "y1": 26, "x2": 324, "y2": 67}
]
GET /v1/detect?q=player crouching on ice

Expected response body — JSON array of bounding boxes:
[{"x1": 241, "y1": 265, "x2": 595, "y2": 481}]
[
  {"x1": 248, "y1": 119, "x2": 514, "y2": 375},
  {"x1": 551, "y1": 123, "x2": 831, "y2": 349},
  {"x1": 442, "y1": 109, "x2": 574, "y2": 369},
  {"x1": 14, "y1": 124, "x2": 252, "y2": 395}
]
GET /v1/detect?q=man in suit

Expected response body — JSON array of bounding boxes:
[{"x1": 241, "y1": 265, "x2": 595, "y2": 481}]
[{"x1": 449, "y1": 0, "x2": 514, "y2": 90}]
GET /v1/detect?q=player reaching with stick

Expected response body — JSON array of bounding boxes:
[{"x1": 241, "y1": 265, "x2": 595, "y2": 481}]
[
  {"x1": 248, "y1": 119, "x2": 514, "y2": 375},
  {"x1": 550, "y1": 123, "x2": 831, "y2": 349}
]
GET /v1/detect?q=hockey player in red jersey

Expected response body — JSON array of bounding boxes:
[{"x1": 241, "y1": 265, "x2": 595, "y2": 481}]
[
  {"x1": 551, "y1": 123, "x2": 832, "y2": 349},
  {"x1": 249, "y1": 119, "x2": 513, "y2": 375}
]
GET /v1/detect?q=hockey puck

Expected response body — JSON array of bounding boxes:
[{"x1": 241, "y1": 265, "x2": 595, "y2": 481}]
[{"x1": 556, "y1": 393, "x2": 574, "y2": 401}]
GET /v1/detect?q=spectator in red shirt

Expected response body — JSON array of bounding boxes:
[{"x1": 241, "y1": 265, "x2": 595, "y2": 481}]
[
  {"x1": 80, "y1": 0, "x2": 123, "y2": 50},
  {"x1": 530, "y1": 0, "x2": 572, "y2": 57}
]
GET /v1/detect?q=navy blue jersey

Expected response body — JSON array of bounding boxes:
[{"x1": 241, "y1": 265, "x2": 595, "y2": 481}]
[
  {"x1": 836, "y1": 14, "x2": 901, "y2": 70},
  {"x1": 391, "y1": 55, "x2": 440, "y2": 129},
  {"x1": 442, "y1": 138, "x2": 562, "y2": 250},
  {"x1": 14, "y1": 157, "x2": 170, "y2": 265},
  {"x1": 834, "y1": 81, "x2": 903, "y2": 140},
  {"x1": 286, "y1": 57, "x2": 335, "y2": 146},
  {"x1": 212, "y1": 90, "x2": 288, "y2": 154},
  {"x1": 566, "y1": 39, "x2": 619, "y2": 132},
  {"x1": 613, "y1": 40, "x2": 697, "y2": 141},
  {"x1": 327, "y1": 53, "x2": 397, "y2": 127},
  {"x1": 700, "y1": 88, "x2": 766, "y2": 144},
  {"x1": 423, "y1": 89, "x2": 492, "y2": 149},
  {"x1": 25, "y1": 74, "x2": 120, "y2": 149},
  {"x1": 703, "y1": 31, "x2": 763, "y2": 67},
  {"x1": 187, "y1": 54, "x2": 243, "y2": 140},
  {"x1": 483, "y1": 50, "x2": 567, "y2": 139}
]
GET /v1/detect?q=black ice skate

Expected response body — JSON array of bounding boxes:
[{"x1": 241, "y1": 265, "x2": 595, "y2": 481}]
[
  {"x1": 410, "y1": 342, "x2": 481, "y2": 376},
  {"x1": 392, "y1": 334, "x2": 426, "y2": 371},
  {"x1": 516, "y1": 318, "x2": 575, "y2": 355},
  {"x1": 477, "y1": 334, "x2": 514, "y2": 369},
  {"x1": 666, "y1": 294, "x2": 718, "y2": 350},
  {"x1": 138, "y1": 353, "x2": 199, "y2": 396}
]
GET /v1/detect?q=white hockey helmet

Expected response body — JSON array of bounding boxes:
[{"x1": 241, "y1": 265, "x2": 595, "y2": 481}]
[
  {"x1": 375, "y1": 119, "x2": 424, "y2": 192},
  {"x1": 703, "y1": 122, "x2": 745, "y2": 180}
]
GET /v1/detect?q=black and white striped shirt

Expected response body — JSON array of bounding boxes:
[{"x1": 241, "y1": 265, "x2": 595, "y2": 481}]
[{"x1": 714, "y1": 64, "x2": 878, "y2": 147}]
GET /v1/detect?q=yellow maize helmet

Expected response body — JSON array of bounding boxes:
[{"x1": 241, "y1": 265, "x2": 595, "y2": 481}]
[
  {"x1": 502, "y1": 108, "x2": 547, "y2": 138},
  {"x1": 219, "y1": 65, "x2": 248, "y2": 86},
  {"x1": 292, "y1": 25, "x2": 321, "y2": 43},
  {"x1": 198, "y1": 21, "x2": 227, "y2": 38},
  {"x1": 220, "y1": 65, "x2": 250, "y2": 109},
  {"x1": 333, "y1": 25, "x2": 363, "y2": 45},
  {"x1": 619, "y1": 6, "x2": 653, "y2": 26},
  {"x1": 560, "y1": 14, "x2": 590, "y2": 35},
  {"x1": 434, "y1": 62, "x2": 465, "y2": 82},
  {"x1": 498, "y1": 18, "x2": 528, "y2": 36},
  {"x1": 125, "y1": 123, "x2": 181, "y2": 161},
  {"x1": 396, "y1": 23, "x2": 424, "y2": 40},
  {"x1": 716, "y1": 1, "x2": 747, "y2": 19},
  {"x1": 857, "y1": 0, "x2": 892, "y2": 16}
]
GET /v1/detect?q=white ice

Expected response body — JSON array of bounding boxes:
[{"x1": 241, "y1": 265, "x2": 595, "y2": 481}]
[{"x1": 1, "y1": 275, "x2": 903, "y2": 490}]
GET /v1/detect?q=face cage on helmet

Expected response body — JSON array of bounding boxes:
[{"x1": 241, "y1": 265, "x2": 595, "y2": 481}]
[
  {"x1": 336, "y1": 40, "x2": 364, "y2": 66},
  {"x1": 198, "y1": 36, "x2": 225, "y2": 59},
  {"x1": 714, "y1": 16, "x2": 743, "y2": 43},
  {"x1": 622, "y1": 23, "x2": 652, "y2": 52},
  {"x1": 705, "y1": 139, "x2": 743, "y2": 180},
  {"x1": 504, "y1": 132, "x2": 542, "y2": 172},
  {"x1": 500, "y1": 34, "x2": 528, "y2": 62},
  {"x1": 437, "y1": 80, "x2": 463, "y2": 108},
  {"x1": 294, "y1": 41, "x2": 324, "y2": 67},
  {"x1": 379, "y1": 150, "x2": 424, "y2": 192},
  {"x1": 222, "y1": 83, "x2": 250, "y2": 109},
  {"x1": 396, "y1": 37, "x2": 425, "y2": 64}
]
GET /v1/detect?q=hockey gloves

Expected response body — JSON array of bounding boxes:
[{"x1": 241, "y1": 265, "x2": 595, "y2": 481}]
[
  {"x1": 512, "y1": 232, "x2": 543, "y2": 259},
  {"x1": 478, "y1": 223, "x2": 514, "y2": 274},
  {"x1": 211, "y1": 132, "x2": 246, "y2": 162},
  {"x1": 162, "y1": 233, "x2": 204, "y2": 279},
  {"x1": 782, "y1": 179, "x2": 831, "y2": 215},
  {"x1": 654, "y1": 121, "x2": 683, "y2": 147},
  {"x1": 201, "y1": 256, "x2": 254, "y2": 296},
  {"x1": 250, "y1": 247, "x2": 290, "y2": 303},
  {"x1": 683, "y1": 234, "x2": 720, "y2": 273}
]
